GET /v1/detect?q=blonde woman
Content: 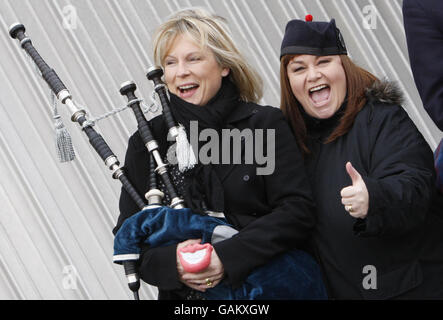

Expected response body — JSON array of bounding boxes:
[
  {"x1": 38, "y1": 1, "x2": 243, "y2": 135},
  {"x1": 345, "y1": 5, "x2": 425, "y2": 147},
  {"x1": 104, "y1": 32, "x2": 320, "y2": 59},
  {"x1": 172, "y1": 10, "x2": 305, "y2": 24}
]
[{"x1": 114, "y1": 9, "x2": 326, "y2": 300}]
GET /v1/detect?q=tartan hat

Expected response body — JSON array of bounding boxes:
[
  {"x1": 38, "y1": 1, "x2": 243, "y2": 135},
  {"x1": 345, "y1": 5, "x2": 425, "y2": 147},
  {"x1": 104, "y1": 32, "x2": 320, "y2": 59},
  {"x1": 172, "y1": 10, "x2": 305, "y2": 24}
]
[{"x1": 280, "y1": 15, "x2": 347, "y2": 59}]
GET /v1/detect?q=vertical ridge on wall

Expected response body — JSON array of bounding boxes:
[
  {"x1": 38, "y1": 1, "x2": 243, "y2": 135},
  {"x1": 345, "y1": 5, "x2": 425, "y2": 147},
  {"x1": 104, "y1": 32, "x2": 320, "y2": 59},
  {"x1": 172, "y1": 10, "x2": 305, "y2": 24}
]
[{"x1": 0, "y1": 0, "x2": 441, "y2": 300}]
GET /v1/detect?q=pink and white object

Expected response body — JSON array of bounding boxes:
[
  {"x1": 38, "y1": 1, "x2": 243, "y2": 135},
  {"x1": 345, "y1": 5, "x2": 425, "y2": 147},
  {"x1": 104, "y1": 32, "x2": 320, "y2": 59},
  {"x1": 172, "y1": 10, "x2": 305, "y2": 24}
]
[{"x1": 178, "y1": 243, "x2": 213, "y2": 273}]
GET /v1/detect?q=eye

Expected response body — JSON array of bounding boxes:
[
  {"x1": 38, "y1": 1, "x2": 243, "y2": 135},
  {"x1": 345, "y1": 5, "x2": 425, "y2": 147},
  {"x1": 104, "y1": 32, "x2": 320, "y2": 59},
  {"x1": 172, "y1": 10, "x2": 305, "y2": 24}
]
[
  {"x1": 291, "y1": 66, "x2": 304, "y2": 73},
  {"x1": 189, "y1": 55, "x2": 202, "y2": 62},
  {"x1": 318, "y1": 59, "x2": 330, "y2": 65},
  {"x1": 164, "y1": 59, "x2": 176, "y2": 66}
]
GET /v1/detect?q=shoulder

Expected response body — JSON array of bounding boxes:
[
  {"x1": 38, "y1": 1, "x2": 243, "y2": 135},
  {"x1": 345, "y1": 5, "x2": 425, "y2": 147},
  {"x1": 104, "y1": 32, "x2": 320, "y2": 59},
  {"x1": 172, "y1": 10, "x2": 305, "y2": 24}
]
[
  {"x1": 355, "y1": 84, "x2": 425, "y2": 147},
  {"x1": 357, "y1": 103, "x2": 410, "y2": 132},
  {"x1": 227, "y1": 101, "x2": 279, "y2": 121},
  {"x1": 237, "y1": 102, "x2": 287, "y2": 128},
  {"x1": 402, "y1": 0, "x2": 420, "y2": 10},
  {"x1": 126, "y1": 131, "x2": 143, "y2": 153},
  {"x1": 361, "y1": 80, "x2": 408, "y2": 121},
  {"x1": 244, "y1": 102, "x2": 282, "y2": 115},
  {"x1": 403, "y1": 0, "x2": 443, "y2": 27},
  {"x1": 358, "y1": 105, "x2": 412, "y2": 138},
  {"x1": 127, "y1": 115, "x2": 166, "y2": 153},
  {"x1": 403, "y1": 0, "x2": 432, "y2": 13},
  {"x1": 351, "y1": 81, "x2": 419, "y2": 139}
]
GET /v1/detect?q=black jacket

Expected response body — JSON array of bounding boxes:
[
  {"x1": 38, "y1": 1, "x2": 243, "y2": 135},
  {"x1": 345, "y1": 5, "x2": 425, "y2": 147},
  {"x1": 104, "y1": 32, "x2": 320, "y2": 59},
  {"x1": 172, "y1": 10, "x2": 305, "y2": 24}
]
[
  {"x1": 305, "y1": 81, "x2": 443, "y2": 299},
  {"x1": 403, "y1": 0, "x2": 443, "y2": 130},
  {"x1": 114, "y1": 101, "x2": 316, "y2": 298}
]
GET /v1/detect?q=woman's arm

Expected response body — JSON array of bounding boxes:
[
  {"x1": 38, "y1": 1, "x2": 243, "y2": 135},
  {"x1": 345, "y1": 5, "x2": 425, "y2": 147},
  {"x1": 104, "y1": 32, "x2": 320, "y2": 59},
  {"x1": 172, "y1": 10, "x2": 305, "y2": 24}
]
[
  {"x1": 214, "y1": 107, "x2": 316, "y2": 287},
  {"x1": 355, "y1": 104, "x2": 437, "y2": 237}
]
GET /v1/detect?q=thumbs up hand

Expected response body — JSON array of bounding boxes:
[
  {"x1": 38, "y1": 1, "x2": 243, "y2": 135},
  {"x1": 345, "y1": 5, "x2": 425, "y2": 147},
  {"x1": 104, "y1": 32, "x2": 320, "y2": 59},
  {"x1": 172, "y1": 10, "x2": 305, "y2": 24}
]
[{"x1": 340, "y1": 162, "x2": 369, "y2": 219}]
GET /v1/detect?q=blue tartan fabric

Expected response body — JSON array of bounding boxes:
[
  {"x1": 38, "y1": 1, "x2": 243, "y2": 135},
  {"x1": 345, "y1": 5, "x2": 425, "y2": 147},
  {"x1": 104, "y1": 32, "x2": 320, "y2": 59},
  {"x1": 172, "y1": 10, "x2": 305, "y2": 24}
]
[
  {"x1": 203, "y1": 249, "x2": 327, "y2": 300},
  {"x1": 113, "y1": 206, "x2": 328, "y2": 299},
  {"x1": 113, "y1": 207, "x2": 231, "y2": 262},
  {"x1": 435, "y1": 138, "x2": 443, "y2": 194}
]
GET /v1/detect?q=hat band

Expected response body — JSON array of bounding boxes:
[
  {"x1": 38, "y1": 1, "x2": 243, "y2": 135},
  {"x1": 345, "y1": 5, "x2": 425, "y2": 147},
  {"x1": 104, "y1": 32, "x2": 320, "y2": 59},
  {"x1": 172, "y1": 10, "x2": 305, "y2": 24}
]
[{"x1": 280, "y1": 45, "x2": 347, "y2": 58}]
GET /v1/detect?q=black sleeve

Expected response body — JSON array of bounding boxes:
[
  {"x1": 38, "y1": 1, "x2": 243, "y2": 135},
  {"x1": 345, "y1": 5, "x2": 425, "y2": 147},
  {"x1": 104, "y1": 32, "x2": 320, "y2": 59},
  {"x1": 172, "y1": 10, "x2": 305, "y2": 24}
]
[
  {"x1": 213, "y1": 107, "x2": 316, "y2": 287},
  {"x1": 113, "y1": 133, "x2": 146, "y2": 234},
  {"x1": 355, "y1": 105, "x2": 437, "y2": 237},
  {"x1": 113, "y1": 132, "x2": 184, "y2": 291},
  {"x1": 403, "y1": 0, "x2": 443, "y2": 130}
]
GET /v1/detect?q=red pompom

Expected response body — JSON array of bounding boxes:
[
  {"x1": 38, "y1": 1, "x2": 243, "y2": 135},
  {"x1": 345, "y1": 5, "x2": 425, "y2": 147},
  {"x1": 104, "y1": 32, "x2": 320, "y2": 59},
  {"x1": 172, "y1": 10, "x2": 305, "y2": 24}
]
[{"x1": 305, "y1": 14, "x2": 313, "y2": 22}]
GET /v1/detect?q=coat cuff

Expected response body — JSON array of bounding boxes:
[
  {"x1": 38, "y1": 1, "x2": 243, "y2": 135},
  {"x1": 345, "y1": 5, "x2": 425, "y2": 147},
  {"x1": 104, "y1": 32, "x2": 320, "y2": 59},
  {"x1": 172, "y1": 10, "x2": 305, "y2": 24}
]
[
  {"x1": 353, "y1": 176, "x2": 384, "y2": 237},
  {"x1": 138, "y1": 244, "x2": 184, "y2": 291},
  {"x1": 213, "y1": 237, "x2": 253, "y2": 288}
]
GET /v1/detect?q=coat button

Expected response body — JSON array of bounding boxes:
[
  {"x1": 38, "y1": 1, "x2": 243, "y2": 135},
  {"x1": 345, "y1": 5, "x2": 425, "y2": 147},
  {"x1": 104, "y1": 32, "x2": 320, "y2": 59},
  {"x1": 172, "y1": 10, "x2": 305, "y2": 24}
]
[
  {"x1": 252, "y1": 109, "x2": 258, "y2": 114},
  {"x1": 243, "y1": 175, "x2": 250, "y2": 181}
]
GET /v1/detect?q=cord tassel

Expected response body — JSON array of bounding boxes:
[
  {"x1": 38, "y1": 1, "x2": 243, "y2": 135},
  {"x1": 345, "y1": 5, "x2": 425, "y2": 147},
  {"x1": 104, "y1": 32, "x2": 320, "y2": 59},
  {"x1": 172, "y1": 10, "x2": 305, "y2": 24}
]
[
  {"x1": 176, "y1": 124, "x2": 197, "y2": 172},
  {"x1": 52, "y1": 91, "x2": 75, "y2": 162}
]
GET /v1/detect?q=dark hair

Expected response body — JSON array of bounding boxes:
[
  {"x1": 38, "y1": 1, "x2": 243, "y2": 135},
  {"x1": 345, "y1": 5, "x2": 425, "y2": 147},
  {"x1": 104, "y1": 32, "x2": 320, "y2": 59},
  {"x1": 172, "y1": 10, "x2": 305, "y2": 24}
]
[{"x1": 280, "y1": 54, "x2": 378, "y2": 155}]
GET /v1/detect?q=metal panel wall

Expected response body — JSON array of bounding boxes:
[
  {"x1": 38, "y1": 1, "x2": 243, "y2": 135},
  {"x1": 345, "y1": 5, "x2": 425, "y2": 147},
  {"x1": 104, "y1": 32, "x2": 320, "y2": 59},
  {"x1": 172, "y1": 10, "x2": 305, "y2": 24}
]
[{"x1": 0, "y1": 0, "x2": 441, "y2": 300}]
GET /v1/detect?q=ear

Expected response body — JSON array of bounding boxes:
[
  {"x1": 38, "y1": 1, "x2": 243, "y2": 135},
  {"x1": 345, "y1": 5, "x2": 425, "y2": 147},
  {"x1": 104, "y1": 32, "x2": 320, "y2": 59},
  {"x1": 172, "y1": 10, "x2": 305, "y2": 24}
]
[{"x1": 221, "y1": 67, "x2": 230, "y2": 77}]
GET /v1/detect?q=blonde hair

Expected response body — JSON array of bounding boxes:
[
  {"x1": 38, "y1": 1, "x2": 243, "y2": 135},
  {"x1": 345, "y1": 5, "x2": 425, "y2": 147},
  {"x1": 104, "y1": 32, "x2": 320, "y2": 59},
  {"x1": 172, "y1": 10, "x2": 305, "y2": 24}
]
[{"x1": 152, "y1": 8, "x2": 263, "y2": 103}]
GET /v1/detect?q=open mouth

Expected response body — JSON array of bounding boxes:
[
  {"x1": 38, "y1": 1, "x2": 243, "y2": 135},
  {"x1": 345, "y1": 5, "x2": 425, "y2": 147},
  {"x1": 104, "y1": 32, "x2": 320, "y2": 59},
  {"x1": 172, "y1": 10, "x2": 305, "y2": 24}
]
[
  {"x1": 309, "y1": 84, "x2": 331, "y2": 105},
  {"x1": 178, "y1": 84, "x2": 199, "y2": 97}
]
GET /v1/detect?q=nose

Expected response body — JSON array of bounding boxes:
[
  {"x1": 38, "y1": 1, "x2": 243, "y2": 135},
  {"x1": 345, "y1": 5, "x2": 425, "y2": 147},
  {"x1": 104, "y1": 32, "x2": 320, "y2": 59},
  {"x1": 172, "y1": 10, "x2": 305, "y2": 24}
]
[
  {"x1": 176, "y1": 61, "x2": 190, "y2": 78},
  {"x1": 306, "y1": 66, "x2": 321, "y2": 82}
]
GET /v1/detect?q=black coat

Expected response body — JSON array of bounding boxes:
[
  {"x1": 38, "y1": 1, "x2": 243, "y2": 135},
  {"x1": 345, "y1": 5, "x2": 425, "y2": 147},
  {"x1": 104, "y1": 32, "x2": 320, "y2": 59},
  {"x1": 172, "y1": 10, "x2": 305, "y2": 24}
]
[
  {"x1": 305, "y1": 81, "x2": 443, "y2": 299},
  {"x1": 403, "y1": 0, "x2": 443, "y2": 130},
  {"x1": 114, "y1": 101, "x2": 316, "y2": 298}
]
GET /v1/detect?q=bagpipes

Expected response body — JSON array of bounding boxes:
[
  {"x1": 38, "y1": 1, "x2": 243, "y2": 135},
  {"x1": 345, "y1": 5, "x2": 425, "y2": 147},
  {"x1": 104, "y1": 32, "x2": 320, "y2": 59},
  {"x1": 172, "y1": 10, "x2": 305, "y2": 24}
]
[
  {"x1": 8, "y1": 22, "x2": 236, "y2": 300},
  {"x1": 9, "y1": 23, "x2": 328, "y2": 300}
]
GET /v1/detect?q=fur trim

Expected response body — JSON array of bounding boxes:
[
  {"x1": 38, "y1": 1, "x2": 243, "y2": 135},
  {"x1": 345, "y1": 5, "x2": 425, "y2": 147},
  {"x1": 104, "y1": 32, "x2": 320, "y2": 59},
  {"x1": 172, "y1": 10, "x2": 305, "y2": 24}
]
[{"x1": 365, "y1": 80, "x2": 404, "y2": 105}]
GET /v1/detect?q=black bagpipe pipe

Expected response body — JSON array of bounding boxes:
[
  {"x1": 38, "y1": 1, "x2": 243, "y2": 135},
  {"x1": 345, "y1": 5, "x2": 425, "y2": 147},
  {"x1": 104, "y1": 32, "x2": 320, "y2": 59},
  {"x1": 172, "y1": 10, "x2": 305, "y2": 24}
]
[
  {"x1": 145, "y1": 67, "x2": 180, "y2": 144},
  {"x1": 8, "y1": 23, "x2": 148, "y2": 300},
  {"x1": 119, "y1": 80, "x2": 185, "y2": 210}
]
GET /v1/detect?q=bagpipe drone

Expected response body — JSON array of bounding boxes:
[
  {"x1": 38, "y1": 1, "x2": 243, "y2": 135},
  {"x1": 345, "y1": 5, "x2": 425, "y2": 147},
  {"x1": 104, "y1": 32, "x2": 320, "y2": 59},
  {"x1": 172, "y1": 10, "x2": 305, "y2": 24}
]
[{"x1": 9, "y1": 23, "x2": 327, "y2": 300}]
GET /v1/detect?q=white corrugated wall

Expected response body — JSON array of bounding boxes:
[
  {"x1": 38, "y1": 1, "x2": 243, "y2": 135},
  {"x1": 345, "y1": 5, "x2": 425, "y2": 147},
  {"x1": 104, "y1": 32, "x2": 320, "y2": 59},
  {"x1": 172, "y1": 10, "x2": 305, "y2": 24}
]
[{"x1": 0, "y1": 0, "x2": 441, "y2": 300}]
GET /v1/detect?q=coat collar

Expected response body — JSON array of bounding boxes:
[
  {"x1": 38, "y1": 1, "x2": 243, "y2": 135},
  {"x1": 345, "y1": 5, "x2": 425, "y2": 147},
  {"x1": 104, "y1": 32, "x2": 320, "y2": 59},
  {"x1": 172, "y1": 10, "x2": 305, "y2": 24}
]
[{"x1": 365, "y1": 80, "x2": 404, "y2": 105}]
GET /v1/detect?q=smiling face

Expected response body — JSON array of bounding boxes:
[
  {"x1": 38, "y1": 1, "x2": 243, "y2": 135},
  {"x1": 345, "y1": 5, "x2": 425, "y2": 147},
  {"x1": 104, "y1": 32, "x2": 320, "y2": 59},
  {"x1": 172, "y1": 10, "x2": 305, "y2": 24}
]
[
  {"x1": 286, "y1": 54, "x2": 347, "y2": 119},
  {"x1": 163, "y1": 33, "x2": 230, "y2": 106}
]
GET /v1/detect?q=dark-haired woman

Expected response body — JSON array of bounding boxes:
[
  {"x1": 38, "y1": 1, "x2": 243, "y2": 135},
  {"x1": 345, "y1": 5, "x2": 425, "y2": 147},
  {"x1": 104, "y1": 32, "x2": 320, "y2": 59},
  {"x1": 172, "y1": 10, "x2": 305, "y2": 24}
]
[{"x1": 279, "y1": 16, "x2": 443, "y2": 299}]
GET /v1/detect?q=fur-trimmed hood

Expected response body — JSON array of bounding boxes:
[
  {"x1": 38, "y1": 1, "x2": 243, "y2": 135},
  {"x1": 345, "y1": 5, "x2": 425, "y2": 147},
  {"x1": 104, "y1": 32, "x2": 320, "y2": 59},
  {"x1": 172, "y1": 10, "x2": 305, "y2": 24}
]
[{"x1": 365, "y1": 80, "x2": 404, "y2": 106}]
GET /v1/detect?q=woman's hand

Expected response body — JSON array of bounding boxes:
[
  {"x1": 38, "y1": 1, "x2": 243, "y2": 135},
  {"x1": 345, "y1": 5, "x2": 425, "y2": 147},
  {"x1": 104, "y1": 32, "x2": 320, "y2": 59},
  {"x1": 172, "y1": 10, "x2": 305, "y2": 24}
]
[
  {"x1": 340, "y1": 162, "x2": 369, "y2": 219},
  {"x1": 176, "y1": 239, "x2": 225, "y2": 292}
]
